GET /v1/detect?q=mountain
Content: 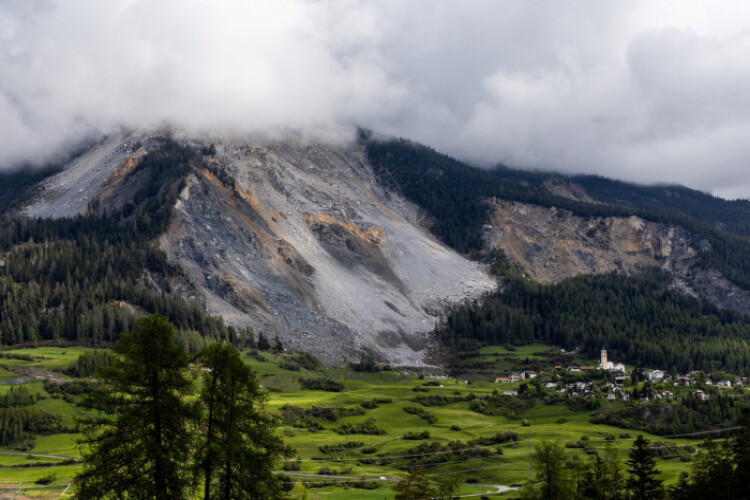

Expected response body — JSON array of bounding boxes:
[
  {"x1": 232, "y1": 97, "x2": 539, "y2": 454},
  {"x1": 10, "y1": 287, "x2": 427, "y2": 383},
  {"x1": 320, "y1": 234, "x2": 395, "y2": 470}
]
[
  {"x1": 4, "y1": 130, "x2": 750, "y2": 369},
  {"x1": 365, "y1": 137, "x2": 750, "y2": 314},
  {"x1": 8, "y1": 131, "x2": 494, "y2": 365}
]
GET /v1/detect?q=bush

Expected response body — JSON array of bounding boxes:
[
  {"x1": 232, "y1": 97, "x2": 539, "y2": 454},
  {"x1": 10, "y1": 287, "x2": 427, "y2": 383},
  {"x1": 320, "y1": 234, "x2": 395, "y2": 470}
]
[
  {"x1": 403, "y1": 406, "x2": 438, "y2": 424},
  {"x1": 35, "y1": 473, "x2": 56, "y2": 485},
  {"x1": 280, "y1": 353, "x2": 321, "y2": 372},
  {"x1": 299, "y1": 378, "x2": 344, "y2": 392},
  {"x1": 335, "y1": 418, "x2": 386, "y2": 435},
  {"x1": 403, "y1": 431, "x2": 430, "y2": 440},
  {"x1": 283, "y1": 460, "x2": 301, "y2": 471},
  {"x1": 450, "y1": 425, "x2": 461, "y2": 431}
]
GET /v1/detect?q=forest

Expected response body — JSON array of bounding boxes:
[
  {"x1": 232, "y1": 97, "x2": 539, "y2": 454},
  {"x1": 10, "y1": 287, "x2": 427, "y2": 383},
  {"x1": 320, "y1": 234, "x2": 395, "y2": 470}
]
[
  {"x1": 438, "y1": 268, "x2": 750, "y2": 375},
  {"x1": 0, "y1": 139, "x2": 241, "y2": 347}
]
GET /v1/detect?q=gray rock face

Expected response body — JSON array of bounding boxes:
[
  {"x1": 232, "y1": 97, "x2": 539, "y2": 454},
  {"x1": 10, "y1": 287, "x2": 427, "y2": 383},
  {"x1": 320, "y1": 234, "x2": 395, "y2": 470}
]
[
  {"x1": 486, "y1": 199, "x2": 750, "y2": 315},
  {"x1": 24, "y1": 134, "x2": 496, "y2": 365},
  {"x1": 161, "y1": 141, "x2": 496, "y2": 365}
]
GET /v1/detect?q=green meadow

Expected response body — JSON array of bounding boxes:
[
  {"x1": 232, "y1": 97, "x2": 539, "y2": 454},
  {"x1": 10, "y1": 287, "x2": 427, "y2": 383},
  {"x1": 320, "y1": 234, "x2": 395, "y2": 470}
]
[{"x1": 0, "y1": 346, "x2": 702, "y2": 498}]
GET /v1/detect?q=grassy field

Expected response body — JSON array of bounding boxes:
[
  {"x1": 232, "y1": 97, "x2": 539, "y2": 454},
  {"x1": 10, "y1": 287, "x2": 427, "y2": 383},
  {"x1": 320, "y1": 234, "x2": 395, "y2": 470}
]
[{"x1": 0, "y1": 345, "x2": 701, "y2": 498}]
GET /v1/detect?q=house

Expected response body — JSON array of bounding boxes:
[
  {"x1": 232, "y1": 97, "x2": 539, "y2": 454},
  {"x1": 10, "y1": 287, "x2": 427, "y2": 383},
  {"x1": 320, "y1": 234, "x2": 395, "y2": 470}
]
[
  {"x1": 615, "y1": 375, "x2": 627, "y2": 384},
  {"x1": 545, "y1": 382, "x2": 558, "y2": 389},
  {"x1": 606, "y1": 393, "x2": 617, "y2": 400},
  {"x1": 495, "y1": 373, "x2": 523, "y2": 383},
  {"x1": 503, "y1": 390, "x2": 518, "y2": 396},
  {"x1": 694, "y1": 389, "x2": 709, "y2": 401},
  {"x1": 717, "y1": 380, "x2": 732, "y2": 387},
  {"x1": 648, "y1": 370, "x2": 665, "y2": 382},
  {"x1": 523, "y1": 370, "x2": 538, "y2": 380},
  {"x1": 662, "y1": 391, "x2": 674, "y2": 398},
  {"x1": 706, "y1": 379, "x2": 714, "y2": 386},
  {"x1": 674, "y1": 378, "x2": 690, "y2": 387},
  {"x1": 567, "y1": 366, "x2": 582, "y2": 372}
]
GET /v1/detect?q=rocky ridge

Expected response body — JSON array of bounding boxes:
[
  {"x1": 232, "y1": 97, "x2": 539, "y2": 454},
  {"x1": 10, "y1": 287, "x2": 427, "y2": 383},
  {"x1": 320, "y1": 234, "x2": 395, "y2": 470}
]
[{"x1": 485, "y1": 198, "x2": 750, "y2": 315}]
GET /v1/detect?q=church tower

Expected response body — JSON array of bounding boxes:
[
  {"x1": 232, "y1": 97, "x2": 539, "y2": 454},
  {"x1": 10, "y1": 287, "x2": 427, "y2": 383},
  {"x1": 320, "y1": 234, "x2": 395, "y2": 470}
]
[{"x1": 600, "y1": 348, "x2": 608, "y2": 369}]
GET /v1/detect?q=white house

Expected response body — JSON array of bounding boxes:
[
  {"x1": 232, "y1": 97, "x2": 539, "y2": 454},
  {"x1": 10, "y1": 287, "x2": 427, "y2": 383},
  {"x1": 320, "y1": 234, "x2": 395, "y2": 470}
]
[
  {"x1": 648, "y1": 370, "x2": 665, "y2": 382},
  {"x1": 694, "y1": 389, "x2": 709, "y2": 401}
]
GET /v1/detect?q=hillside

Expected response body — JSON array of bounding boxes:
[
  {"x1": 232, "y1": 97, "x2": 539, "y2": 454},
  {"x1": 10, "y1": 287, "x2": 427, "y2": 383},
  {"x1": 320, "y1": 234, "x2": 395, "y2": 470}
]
[
  {"x1": 4, "y1": 131, "x2": 750, "y2": 373},
  {"x1": 3, "y1": 132, "x2": 495, "y2": 365}
]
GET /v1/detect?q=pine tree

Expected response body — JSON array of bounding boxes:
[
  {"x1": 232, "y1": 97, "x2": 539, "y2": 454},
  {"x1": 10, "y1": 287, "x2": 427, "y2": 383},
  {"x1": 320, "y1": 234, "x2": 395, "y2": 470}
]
[
  {"x1": 197, "y1": 342, "x2": 286, "y2": 499},
  {"x1": 626, "y1": 436, "x2": 663, "y2": 500},
  {"x1": 75, "y1": 315, "x2": 197, "y2": 499}
]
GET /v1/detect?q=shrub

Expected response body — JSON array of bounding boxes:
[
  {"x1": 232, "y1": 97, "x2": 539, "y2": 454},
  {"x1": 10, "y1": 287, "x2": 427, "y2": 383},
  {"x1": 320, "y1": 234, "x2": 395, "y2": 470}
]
[
  {"x1": 403, "y1": 406, "x2": 438, "y2": 424},
  {"x1": 299, "y1": 378, "x2": 344, "y2": 392},
  {"x1": 335, "y1": 418, "x2": 386, "y2": 435},
  {"x1": 403, "y1": 431, "x2": 430, "y2": 440}
]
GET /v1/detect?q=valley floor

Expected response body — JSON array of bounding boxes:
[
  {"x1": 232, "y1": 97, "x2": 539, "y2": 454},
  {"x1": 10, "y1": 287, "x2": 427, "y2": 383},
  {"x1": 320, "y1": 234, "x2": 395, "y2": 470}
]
[{"x1": 0, "y1": 346, "x2": 715, "y2": 498}]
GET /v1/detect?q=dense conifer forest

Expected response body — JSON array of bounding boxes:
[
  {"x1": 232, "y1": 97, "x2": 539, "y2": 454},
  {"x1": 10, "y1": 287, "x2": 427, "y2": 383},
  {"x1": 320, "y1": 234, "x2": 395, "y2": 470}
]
[
  {"x1": 438, "y1": 269, "x2": 750, "y2": 375},
  {"x1": 0, "y1": 139, "x2": 239, "y2": 347}
]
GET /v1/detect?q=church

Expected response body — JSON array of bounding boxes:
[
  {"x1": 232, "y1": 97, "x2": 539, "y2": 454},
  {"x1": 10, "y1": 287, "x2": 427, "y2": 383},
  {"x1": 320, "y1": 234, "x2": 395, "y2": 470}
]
[{"x1": 598, "y1": 348, "x2": 625, "y2": 372}]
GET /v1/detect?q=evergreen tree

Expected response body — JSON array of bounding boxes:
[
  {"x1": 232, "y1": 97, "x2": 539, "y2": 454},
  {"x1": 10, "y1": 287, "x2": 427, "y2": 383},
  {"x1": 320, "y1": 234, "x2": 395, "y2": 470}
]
[
  {"x1": 625, "y1": 436, "x2": 663, "y2": 500},
  {"x1": 684, "y1": 439, "x2": 735, "y2": 500},
  {"x1": 578, "y1": 447, "x2": 624, "y2": 500},
  {"x1": 526, "y1": 441, "x2": 574, "y2": 500},
  {"x1": 75, "y1": 315, "x2": 197, "y2": 499},
  {"x1": 197, "y1": 342, "x2": 286, "y2": 499}
]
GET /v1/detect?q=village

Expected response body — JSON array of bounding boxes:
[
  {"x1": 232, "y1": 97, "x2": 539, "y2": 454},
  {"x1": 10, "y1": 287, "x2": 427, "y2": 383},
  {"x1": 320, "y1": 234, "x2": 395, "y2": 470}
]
[{"x1": 494, "y1": 348, "x2": 746, "y2": 402}]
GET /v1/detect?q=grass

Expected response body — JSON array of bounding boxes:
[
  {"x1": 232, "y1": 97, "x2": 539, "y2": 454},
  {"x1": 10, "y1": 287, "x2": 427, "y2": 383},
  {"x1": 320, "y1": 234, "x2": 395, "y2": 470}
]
[{"x1": 0, "y1": 344, "x2": 704, "y2": 497}]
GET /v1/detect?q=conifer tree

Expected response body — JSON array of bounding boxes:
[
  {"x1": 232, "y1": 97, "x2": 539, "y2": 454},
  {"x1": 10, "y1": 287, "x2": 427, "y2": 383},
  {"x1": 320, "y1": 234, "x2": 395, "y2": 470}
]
[
  {"x1": 626, "y1": 436, "x2": 663, "y2": 500},
  {"x1": 75, "y1": 315, "x2": 197, "y2": 499},
  {"x1": 197, "y1": 342, "x2": 286, "y2": 499}
]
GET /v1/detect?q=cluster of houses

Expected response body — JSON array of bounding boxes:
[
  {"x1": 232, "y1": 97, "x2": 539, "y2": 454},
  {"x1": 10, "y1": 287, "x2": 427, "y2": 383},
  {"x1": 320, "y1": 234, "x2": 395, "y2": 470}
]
[{"x1": 493, "y1": 348, "x2": 746, "y2": 402}]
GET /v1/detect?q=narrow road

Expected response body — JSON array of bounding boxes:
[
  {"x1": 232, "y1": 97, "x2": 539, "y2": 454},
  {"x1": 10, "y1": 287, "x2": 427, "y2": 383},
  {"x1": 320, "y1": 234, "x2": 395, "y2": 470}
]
[
  {"x1": 0, "y1": 450, "x2": 79, "y2": 461},
  {"x1": 278, "y1": 472, "x2": 517, "y2": 497}
]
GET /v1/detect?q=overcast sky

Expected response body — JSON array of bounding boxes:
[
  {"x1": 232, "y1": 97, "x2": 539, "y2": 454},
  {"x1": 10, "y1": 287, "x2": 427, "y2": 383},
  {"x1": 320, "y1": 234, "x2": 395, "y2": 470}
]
[{"x1": 3, "y1": 1, "x2": 750, "y2": 198}]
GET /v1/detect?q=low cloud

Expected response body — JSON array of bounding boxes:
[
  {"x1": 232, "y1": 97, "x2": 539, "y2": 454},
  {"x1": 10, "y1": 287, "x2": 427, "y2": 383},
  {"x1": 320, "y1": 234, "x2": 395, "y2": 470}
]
[{"x1": 3, "y1": 1, "x2": 750, "y2": 198}]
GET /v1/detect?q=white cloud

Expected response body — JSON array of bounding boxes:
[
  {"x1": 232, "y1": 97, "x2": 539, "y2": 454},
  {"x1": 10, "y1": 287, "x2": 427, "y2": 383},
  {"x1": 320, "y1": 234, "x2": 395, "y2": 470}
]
[{"x1": 3, "y1": 0, "x2": 750, "y2": 198}]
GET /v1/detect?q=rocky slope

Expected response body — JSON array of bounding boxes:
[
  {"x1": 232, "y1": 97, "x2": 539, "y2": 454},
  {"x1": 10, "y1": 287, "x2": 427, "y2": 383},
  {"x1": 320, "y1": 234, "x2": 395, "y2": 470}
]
[
  {"x1": 485, "y1": 199, "x2": 750, "y2": 315},
  {"x1": 23, "y1": 135, "x2": 495, "y2": 364}
]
